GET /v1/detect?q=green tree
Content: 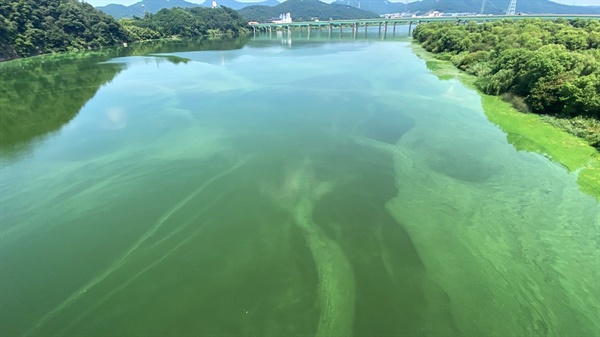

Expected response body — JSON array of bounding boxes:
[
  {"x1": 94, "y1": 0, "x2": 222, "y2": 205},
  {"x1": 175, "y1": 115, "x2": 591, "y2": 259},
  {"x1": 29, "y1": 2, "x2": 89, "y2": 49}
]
[{"x1": 413, "y1": 19, "x2": 600, "y2": 148}]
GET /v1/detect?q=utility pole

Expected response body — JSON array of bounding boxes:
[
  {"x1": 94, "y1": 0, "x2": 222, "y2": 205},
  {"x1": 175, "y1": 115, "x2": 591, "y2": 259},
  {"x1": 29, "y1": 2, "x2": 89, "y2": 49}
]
[
  {"x1": 506, "y1": 0, "x2": 517, "y2": 15},
  {"x1": 480, "y1": 0, "x2": 486, "y2": 14}
]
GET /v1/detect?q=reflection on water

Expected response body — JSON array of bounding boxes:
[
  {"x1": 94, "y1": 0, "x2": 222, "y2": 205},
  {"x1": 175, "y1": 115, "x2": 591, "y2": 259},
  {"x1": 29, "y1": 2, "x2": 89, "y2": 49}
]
[
  {"x1": 0, "y1": 37, "x2": 250, "y2": 161},
  {"x1": 0, "y1": 54, "x2": 123, "y2": 158},
  {"x1": 1, "y1": 34, "x2": 598, "y2": 337}
]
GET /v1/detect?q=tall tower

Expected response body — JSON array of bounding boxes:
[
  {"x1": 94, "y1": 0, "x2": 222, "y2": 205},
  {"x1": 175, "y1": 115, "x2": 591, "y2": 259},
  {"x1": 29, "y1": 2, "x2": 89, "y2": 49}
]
[
  {"x1": 506, "y1": 0, "x2": 517, "y2": 15},
  {"x1": 480, "y1": 0, "x2": 486, "y2": 14}
]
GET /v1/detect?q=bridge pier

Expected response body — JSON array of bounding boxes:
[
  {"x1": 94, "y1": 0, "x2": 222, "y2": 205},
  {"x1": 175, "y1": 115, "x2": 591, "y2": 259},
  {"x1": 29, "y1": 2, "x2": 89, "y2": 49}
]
[
  {"x1": 383, "y1": 22, "x2": 388, "y2": 39},
  {"x1": 254, "y1": 15, "x2": 595, "y2": 39}
]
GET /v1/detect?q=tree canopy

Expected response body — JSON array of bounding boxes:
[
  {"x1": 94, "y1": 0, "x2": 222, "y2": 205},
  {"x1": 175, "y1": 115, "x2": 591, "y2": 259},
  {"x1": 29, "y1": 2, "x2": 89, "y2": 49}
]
[
  {"x1": 0, "y1": 0, "x2": 250, "y2": 60},
  {"x1": 0, "y1": 0, "x2": 127, "y2": 60},
  {"x1": 126, "y1": 6, "x2": 249, "y2": 38},
  {"x1": 414, "y1": 19, "x2": 600, "y2": 148}
]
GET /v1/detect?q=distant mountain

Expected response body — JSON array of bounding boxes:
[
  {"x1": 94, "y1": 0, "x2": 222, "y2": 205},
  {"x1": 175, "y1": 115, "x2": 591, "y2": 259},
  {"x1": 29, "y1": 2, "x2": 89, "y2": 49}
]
[
  {"x1": 97, "y1": 0, "x2": 202, "y2": 19},
  {"x1": 335, "y1": 0, "x2": 600, "y2": 15},
  {"x1": 332, "y1": 0, "x2": 401, "y2": 15},
  {"x1": 96, "y1": 0, "x2": 282, "y2": 18},
  {"x1": 97, "y1": 0, "x2": 600, "y2": 20},
  {"x1": 411, "y1": 0, "x2": 600, "y2": 15},
  {"x1": 240, "y1": 0, "x2": 380, "y2": 22},
  {"x1": 216, "y1": 0, "x2": 281, "y2": 10}
]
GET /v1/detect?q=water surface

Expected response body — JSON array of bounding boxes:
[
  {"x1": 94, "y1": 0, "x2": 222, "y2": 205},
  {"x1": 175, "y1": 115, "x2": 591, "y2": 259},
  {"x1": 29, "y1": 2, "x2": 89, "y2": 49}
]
[{"x1": 1, "y1": 32, "x2": 599, "y2": 336}]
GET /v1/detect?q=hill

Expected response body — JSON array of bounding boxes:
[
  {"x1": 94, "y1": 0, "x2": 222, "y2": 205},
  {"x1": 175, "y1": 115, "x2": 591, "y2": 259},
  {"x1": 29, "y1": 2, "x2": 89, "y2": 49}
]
[
  {"x1": 96, "y1": 0, "x2": 282, "y2": 18},
  {"x1": 97, "y1": 0, "x2": 202, "y2": 19},
  {"x1": 0, "y1": 0, "x2": 250, "y2": 60},
  {"x1": 0, "y1": 0, "x2": 127, "y2": 61},
  {"x1": 124, "y1": 6, "x2": 250, "y2": 37},
  {"x1": 332, "y1": 0, "x2": 402, "y2": 15},
  {"x1": 239, "y1": 0, "x2": 379, "y2": 22},
  {"x1": 216, "y1": 0, "x2": 281, "y2": 10},
  {"x1": 334, "y1": 0, "x2": 600, "y2": 15},
  {"x1": 407, "y1": 0, "x2": 600, "y2": 15}
]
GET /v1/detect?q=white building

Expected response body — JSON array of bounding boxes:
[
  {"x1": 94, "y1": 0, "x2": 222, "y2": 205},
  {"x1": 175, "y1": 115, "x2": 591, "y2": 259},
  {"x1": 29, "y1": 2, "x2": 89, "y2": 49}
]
[{"x1": 272, "y1": 13, "x2": 292, "y2": 24}]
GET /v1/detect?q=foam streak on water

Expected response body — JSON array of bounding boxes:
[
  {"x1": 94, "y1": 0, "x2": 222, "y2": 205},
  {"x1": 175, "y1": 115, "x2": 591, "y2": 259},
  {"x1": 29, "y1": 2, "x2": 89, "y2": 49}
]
[{"x1": 1, "y1": 34, "x2": 598, "y2": 336}]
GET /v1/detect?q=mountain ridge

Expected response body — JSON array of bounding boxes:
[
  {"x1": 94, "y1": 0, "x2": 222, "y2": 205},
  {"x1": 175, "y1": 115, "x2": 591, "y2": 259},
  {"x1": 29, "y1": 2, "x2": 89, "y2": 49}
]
[
  {"x1": 335, "y1": 0, "x2": 600, "y2": 15},
  {"x1": 97, "y1": 0, "x2": 204, "y2": 19},
  {"x1": 96, "y1": 0, "x2": 600, "y2": 19},
  {"x1": 239, "y1": 0, "x2": 379, "y2": 22}
]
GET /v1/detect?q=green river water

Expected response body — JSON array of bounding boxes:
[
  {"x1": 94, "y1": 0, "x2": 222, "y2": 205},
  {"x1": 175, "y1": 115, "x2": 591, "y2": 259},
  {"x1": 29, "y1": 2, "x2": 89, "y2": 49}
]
[{"x1": 1, "y1": 32, "x2": 599, "y2": 336}]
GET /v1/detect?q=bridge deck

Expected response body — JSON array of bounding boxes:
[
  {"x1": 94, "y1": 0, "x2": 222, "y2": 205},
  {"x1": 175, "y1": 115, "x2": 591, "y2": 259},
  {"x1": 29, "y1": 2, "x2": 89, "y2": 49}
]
[{"x1": 254, "y1": 14, "x2": 600, "y2": 28}]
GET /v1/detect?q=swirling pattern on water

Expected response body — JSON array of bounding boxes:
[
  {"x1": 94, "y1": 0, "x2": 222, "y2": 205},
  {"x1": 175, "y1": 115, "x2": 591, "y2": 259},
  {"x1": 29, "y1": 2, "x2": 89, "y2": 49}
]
[{"x1": 1, "y1": 33, "x2": 598, "y2": 336}]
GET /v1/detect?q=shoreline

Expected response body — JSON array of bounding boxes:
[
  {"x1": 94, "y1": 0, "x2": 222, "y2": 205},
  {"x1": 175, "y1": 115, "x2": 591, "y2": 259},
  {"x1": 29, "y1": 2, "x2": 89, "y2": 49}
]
[
  {"x1": 0, "y1": 32, "x2": 250, "y2": 63},
  {"x1": 410, "y1": 43, "x2": 600, "y2": 201}
]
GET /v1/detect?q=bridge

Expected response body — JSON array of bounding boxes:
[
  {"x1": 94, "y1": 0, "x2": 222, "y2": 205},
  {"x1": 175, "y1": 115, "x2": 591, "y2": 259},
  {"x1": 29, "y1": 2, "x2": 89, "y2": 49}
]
[{"x1": 252, "y1": 15, "x2": 600, "y2": 37}]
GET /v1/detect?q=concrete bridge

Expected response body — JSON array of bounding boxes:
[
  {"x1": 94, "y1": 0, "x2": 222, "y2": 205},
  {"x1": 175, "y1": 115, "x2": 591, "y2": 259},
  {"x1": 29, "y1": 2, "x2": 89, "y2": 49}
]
[{"x1": 252, "y1": 14, "x2": 600, "y2": 37}]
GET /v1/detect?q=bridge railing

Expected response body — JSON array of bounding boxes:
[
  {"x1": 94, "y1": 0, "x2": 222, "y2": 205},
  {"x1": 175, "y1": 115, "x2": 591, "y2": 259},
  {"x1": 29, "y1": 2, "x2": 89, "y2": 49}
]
[{"x1": 253, "y1": 14, "x2": 600, "y2": 28}]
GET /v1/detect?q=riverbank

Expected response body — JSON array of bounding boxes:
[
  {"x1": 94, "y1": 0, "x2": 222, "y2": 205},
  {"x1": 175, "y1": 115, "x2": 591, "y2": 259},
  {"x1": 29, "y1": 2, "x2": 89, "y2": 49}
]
[{"x1": 411, "y1": 43, "x2": 600, "y2": 201}]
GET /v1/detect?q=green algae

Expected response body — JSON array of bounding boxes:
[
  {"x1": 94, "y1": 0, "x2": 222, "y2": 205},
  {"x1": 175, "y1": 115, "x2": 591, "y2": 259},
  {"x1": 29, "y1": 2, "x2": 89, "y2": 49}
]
[
  {"x1": 352, "y1": 133, "x2": 600, "y2": 336},
  {"x1": 2, "y1": 36, "x2": 599, "y2": 337},
  {"x1": 480, "y1": 94, "x2": 600, "y2": 200},
  {"x1": 411, "y1": 43, "x2": 600, "y2": 201},
  {"x1": 264, "y1": 159, "x2": 356, "y2": 337}
]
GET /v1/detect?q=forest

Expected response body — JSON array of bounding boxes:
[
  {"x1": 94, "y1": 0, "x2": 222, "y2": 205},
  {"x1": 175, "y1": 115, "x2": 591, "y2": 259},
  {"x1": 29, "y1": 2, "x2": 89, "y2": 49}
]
[
  {"x1": 0, "y1": 0, "x2": 249, "y2": 60},
  {"x1": 0, "y1": 0, "x2": 126, "y2": 60},
  {"x1": 413, "y1": 19, "x2": 600, "y2": 149},
  {"x1": 124, "y1": 6, "x2": 249, "y2": 39},
  {"x1": 238, "y1": 0, "x2": 379, "y2": 23}
]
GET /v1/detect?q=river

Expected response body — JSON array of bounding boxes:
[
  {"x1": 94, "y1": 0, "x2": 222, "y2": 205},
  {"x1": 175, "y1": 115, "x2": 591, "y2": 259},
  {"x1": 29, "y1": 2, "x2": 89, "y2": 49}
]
[{"x1": 1, "y1": 32, "x2": 598, "y2": 336}]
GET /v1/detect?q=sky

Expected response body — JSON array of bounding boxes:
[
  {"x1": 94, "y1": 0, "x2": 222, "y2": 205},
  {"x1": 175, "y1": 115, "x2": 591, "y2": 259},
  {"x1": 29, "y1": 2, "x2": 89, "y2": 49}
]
[{"x1": 85, "y1": 0, "x2": 600, "y2": 7}]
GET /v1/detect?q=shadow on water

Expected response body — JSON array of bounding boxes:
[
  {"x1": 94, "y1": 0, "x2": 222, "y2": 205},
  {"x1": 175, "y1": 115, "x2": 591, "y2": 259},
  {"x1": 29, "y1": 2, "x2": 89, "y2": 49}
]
[
  {"x1": 247, "y1": 27, "x2": 412, "y2": 50},
  {"x1": 0, "y1": 31, "x2": 409, "y2": 163},
  {"x1": 0, "y1": 54, "x2": 124, "y2": 159},
  {"x1": 0, "y1": 37, "x2": 251, "y2": 161},
  {"x1": 310, "y1": 142, "x2": 460, "y2": 336}
]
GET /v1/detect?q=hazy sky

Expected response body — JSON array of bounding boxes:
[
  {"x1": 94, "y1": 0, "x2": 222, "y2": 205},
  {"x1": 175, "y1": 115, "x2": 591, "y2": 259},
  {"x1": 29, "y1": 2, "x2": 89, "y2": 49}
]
[{"x1": 85, "y1": 0, "x2": 600, "y2": 7}]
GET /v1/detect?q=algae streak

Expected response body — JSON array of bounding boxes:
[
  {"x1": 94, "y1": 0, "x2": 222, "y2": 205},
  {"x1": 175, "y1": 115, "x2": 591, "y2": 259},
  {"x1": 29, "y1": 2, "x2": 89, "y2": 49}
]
[{"x1": 411, "y1": 44, "x2": 600, "y2": 201}]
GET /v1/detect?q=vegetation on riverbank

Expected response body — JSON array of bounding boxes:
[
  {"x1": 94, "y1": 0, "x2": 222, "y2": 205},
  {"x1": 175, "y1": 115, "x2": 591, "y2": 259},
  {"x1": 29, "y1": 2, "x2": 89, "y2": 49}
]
[
  {"x1": 0, "y1": 0, "x2": 249, "y2": 60},
  {"x1": 413, "y1": 45, "x2": 600, "y2": 201},
  {"x1": 124, "y1": 6, "x2": 249, "y2": 39},
  {"x1": 0, "y1": 0, "x2": 126, "y2": 60},
  {"x1": 413, "y1": 19, "x2": 600, "y2": 150}
]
